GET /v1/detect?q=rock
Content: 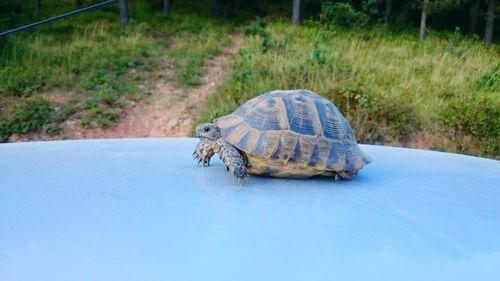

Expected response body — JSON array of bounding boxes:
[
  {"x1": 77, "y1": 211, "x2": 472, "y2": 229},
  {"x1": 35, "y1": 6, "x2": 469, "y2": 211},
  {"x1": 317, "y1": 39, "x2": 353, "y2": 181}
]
[{"x1": 166, "y1": 119, "x2": 178, "y2": 128}]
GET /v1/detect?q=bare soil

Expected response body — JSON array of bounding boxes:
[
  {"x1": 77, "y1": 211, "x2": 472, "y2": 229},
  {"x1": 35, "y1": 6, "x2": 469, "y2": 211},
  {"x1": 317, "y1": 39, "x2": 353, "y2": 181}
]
[
  {"x1": 71, "y1": 33, "x2": 241, "y2": 139},
  {"x1": 9, "y1": 34, "x2": 241, "y2": 142},
  {"x1": 7, "y1": 33, "x2": 446, "y2": 152}
]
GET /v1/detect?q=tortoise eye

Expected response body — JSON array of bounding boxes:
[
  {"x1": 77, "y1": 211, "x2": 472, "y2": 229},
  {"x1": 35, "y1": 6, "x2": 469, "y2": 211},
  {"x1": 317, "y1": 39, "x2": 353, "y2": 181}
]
[{"x1": 204, "y1": 127, "x2": 210, "y2": 132}]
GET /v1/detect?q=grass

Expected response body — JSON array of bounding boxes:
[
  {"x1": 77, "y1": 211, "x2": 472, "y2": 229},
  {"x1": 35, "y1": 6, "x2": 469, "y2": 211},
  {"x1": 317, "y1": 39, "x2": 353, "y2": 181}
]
[
  {"x1": 1, "y1": 2, "x2": 498, "y2": 158},
  {"x1": 168, "y1": 16, "x2": 231, "y2": 86},
  {"x1": 0, "y1": 0, "x2": 230, "y2": 140},
  {"x1": 199, "y1": 20, "x2": 499, "y2": 158}
]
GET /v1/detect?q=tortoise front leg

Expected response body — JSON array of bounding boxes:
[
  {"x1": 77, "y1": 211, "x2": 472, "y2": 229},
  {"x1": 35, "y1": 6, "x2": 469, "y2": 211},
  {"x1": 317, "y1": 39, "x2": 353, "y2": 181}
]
[
  {"x1": 218, "y1": 140, "x2": 247, "y2": 183},
  {"x1": 193, "y1": 140, "x2": 215, "y2": 167}
]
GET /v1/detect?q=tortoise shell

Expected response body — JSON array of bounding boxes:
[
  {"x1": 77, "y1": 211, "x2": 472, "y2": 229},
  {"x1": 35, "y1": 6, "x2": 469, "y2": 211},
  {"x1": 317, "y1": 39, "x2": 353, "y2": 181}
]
[{"x1": 214, "y1": 89, "x2": 372, "y2": 178}]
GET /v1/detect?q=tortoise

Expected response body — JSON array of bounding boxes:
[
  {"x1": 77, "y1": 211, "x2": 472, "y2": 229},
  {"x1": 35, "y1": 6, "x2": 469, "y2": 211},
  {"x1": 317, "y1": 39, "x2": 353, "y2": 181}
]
[{"x1": 194, "y1": 89, "x2": 372, "y2": 182}]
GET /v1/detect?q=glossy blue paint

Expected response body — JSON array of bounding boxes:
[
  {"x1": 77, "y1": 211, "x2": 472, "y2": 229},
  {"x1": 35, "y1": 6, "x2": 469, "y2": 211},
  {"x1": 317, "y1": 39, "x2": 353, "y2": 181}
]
[{"x1": 1, "y1": 138, "x2": 499, "y2": 281}]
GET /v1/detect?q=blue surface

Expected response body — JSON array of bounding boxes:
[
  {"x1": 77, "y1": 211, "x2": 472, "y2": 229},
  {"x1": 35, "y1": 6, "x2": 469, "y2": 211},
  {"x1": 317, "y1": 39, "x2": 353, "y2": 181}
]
[{"x1": 1, "y1": 138, "x2": 499, "y2": 281}]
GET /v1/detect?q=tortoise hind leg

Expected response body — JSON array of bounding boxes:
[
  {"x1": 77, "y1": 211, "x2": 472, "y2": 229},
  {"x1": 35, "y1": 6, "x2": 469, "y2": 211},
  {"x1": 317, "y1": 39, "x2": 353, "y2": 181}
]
[{"x1": 335, "y1": 171, "x2": 358, "y2": 180}]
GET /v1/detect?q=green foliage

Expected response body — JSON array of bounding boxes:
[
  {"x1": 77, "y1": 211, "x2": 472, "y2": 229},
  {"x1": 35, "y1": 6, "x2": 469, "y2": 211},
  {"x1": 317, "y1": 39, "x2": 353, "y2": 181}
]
[
  {"x1": 436, "y1": 64, "x2": 500, "y2": 157},
  {"x1": 242, "y1": 17, "x2": 272, "y2": 52},
  {"x1": 361, "y1": 0, "x2": 381, "y2": 21},
  {"x1": 0, "y1": 0, "x2": 30, "y2": 30},
  {"x1": 320, "y1": 2, "x2": 367, "y2": 28},
  {"x1": 1, "y1": 1, "x2": 498, "y2": 159},
  {"x1": 330, "y1": 80, "x2": 420, "y2": 143},
  {"x1": 200, "y1": 21, "x2": 498, "y2": 158},
  {"x1": 0, "y1": 0, "x2": 231, "y2": 134},
  {"x1": 440, "y1": 93, "x2": 499, "y2": 157},
  {"x1": 0, "y1": 66, "x2": 44, "y2": 96},
  {"x1": 475, "y1": 64, "x2": 500, "y2": 92},
  {"x1": 0, "y1": 97, "x2": 62, "y2": 142},
  {"x1": 311, "y1": 39, "x2": 326, "y2": 65},
  {"x1": 169, "y1": 22, "x2": 230, "y2": 86},
  {"x1": 422, "y1": 0, "x2": 466, "y2": 13},
  {"x1": 445, "y1": 27, "x2": 470, "y2": 58}
]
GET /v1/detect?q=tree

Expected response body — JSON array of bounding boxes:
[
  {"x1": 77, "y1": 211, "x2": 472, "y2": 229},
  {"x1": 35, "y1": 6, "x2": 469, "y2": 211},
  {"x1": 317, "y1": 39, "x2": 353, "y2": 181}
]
[
  {"x1": 35, "y1": 0, "x2": 41, "y2": 12},
  {"x1": 385, "y1": 0, "x2": 392, "y2": 25},
  {"x1": 419, "y1": 0, "x2": 465, "y2": 41},
  {"x1": 420, "y1": 0, "x2": 429, "y2": 41},
  {"x1": 119, "y1": 0, "x2": 128, "y2": 26},
  {"x1": 468, "y1": 0, "x2": 480, "y2": 35},
  {"x1": 164, "y1": 0, "x2": 171, "y2": 17},
  {"x1": 484, "y1": 0, "x2": 497, "y2": 44},
  {"x1": 76, "y1": 0, "x2": 82, "y2": 7},
  {"x1": 292, "y1": 0, "x2": 301, "y2": 26}
]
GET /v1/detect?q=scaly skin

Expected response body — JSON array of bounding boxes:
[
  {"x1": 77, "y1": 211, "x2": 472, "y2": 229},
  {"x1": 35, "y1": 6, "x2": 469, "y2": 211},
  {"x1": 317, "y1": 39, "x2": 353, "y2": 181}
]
[
  {"x1": 194, "y1": 123, "x2": 248, "y2": 183},
  {"x1": 193, "y1": 139, "x2": 217, "y2": 167},
  {"x1": 335, "y1": 171, "x2": 358, "y2": 180},
  {"x1": 217, "y1": 139, "x2": 247, "y2": 183}
]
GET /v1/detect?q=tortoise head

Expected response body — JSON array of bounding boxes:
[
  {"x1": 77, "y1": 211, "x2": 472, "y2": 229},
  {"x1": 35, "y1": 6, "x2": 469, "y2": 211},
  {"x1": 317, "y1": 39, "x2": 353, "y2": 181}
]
[{"x1": 195, "y1": 123, "x2": 222, "y2": 141}]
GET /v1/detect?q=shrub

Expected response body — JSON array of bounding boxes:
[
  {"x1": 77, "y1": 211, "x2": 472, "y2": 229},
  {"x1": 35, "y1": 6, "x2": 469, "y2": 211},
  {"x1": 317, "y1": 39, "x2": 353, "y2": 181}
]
[
  {"x1": 0, "y1": 97, "x2": 61, "y2": 142},
  {"x1": 440, "y1": 93, "x2": 500, "y2": 157},
  {"x1": 320, "y1": 2, "x2": 368, "y2": 28},
  {"x1": 0, "y1": 66, "x2": 44, "y2": 96},
  {"x1": 361, "y1": 0, "x2": 380, "y2": 22},
  {"x1": 0, "y1": 0, "x2": 29, "y2": 30},
  {"x1": 329, "y1": 82, "x2": 420, "y2": 144},
  {"x1": 242, "y1": 17, "x2": 272, "y2": 52}
]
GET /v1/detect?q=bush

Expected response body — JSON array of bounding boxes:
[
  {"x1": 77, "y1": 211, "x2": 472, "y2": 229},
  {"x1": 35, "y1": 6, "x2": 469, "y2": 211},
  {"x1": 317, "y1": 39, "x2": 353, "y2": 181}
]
[
  {"x1": 330, "y1": 84, "x2": 420, "y2": 144},
  {"x1": 241, "y1": 17, "x2": 272, "y2": 52},
  {"x1": 320, "y1": 2, "x2": 367, "y2": 28},
  {"x1": 201, "y1": 20, "x2": 497, "y2": 158},
  {"x1": 361, "y1": 0, "x2": 380, "y2": 22},
  {"x1": 0, "y1": 0, "x2": 30, "y2": 30},
  {"x1": 0, "y1": 66, "x2": 44, "y2": 96},
  {"x1": 440, "y1": 93, "x2": 500, "y2": 157},
  {"x1": 0, "y1": 97, "x2": 61, "y2": 142}
]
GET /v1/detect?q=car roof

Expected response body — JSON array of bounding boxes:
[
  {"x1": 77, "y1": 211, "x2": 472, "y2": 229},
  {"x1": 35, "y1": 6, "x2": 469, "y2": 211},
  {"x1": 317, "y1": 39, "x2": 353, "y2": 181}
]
[{"x1": 1, "y1": 138, "x2": 499, "y2": 280}]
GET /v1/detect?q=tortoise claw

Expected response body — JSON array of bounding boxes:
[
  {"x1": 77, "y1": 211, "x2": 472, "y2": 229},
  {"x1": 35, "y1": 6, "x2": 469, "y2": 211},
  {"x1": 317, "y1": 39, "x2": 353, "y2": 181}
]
[
  {"x1": 194, "y1": 151, "x2": 211, "y2": 167},
  {"x1": 233, "y1": 176, "x2": 244, "y2": 185},
  {"x1": 194, "y1": 141, "x2": 215, "y2": 168}
]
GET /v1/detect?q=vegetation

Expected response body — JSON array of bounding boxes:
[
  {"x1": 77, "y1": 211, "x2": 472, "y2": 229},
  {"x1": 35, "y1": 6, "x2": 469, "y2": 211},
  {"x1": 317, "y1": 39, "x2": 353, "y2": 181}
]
[
  {"x1": 0, "y1": 96, "x2": 63, "y2": 142},
  {"x1": 439, "y1": 64, "x2": 499, "y2": 156},
  {"x1": 0, "y1": 0, "x2": 230, "y2": 140},
  {"x1": 200, "y1": 20, "x2": 499, "y2": 158},
  {"x1": 0, "y1": 0, "x2": 498, "y2": 158}
]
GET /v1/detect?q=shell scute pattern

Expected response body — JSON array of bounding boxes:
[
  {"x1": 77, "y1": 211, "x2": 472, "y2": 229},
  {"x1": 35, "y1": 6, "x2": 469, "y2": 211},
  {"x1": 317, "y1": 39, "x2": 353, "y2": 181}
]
[
  {"x1": 287, "y1": 139, "x2": 301, "y2": 164},
  {"x1": 286, "y1": 95, "x2": 318, "y2": 136},
  {"x1": 316, "y1": 99, "x2": 346, "y2": 140},
  {"x1": 270, "y1": 131, "x2": 298, "y2": 162},
  {"x1": 214, "y1": 89, "x2": 372, "y2": 177}
]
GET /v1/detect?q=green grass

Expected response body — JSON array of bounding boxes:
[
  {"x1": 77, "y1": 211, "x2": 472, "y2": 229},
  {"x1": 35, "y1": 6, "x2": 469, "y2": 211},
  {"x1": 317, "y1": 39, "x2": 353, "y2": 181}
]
[
  {"x1": 0, "y1": 0, "x2": 231, "y2": 140},
  {"x1": 199, "y1": 21, "x2": 499, "y2": 158},
  {"x1": 1, "y1": 2, "x2": 498, "y2": 158},
  {"x1": 168, "y1": 15, "x2": 231, "y2": 86},
  {"x1": 0, "y1": 96, "x2": 63, "y2": 142}
]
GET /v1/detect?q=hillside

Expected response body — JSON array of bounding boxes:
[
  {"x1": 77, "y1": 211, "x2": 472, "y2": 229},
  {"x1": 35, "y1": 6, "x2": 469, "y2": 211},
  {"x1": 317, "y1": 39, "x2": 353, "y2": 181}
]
[{"x1": 0, "y1": 0, "x2": 498, "y2": 158}]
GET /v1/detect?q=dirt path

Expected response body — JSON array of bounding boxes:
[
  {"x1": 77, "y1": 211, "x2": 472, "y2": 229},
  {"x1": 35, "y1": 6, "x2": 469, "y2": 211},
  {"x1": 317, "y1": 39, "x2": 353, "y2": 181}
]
[{"x1": 63, "y1": 33, "x2": 242, "y2": 139}]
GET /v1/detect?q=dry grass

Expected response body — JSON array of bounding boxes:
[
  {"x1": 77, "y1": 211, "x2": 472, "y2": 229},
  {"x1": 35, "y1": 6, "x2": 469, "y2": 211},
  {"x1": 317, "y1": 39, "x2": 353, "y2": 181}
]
[{"x1": 200, "y1": 21, "x2": 499, "y2": 158}]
